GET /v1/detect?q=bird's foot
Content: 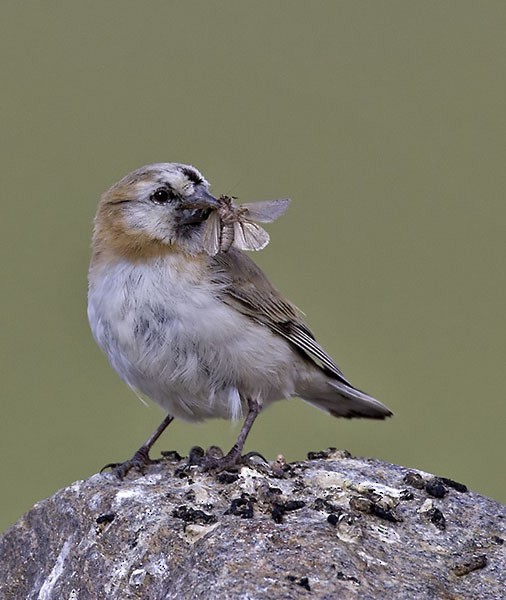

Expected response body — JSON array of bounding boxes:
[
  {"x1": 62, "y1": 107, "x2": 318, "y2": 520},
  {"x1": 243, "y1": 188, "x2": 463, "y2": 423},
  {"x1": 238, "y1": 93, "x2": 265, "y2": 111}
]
[
  {"x1": 174, "y1": 446, "x2": 270, "y2": 475},
  {"x1": 199, "y1": 447, "x2": 268, "y2": 473},
  {"x1": 199, "y1": 453, "x2": 239, "y2": 473},
  {"x1": 101, "y1": 447, "x2": 159, "y2": 479},
  {"x1": 174, "y1": 445, "x2": 238, "y2": 473}
]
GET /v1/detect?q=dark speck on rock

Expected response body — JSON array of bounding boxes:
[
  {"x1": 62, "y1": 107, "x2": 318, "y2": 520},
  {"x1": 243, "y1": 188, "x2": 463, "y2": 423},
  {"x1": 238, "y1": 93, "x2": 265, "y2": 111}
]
[
  {"x1": 187, "y1": 446, "x2": 205, "y2": 465},
  {"x1": 349, "y1": 496, "x2": 401, "y2": 523},
  {"x1": 313, "y1": 498, "x2": 341, "y2": 513},
  {"x1": 271, "y1": 506, "x2": 284, "y2": 524},
  {"x1": 225, "y1": 494, "x2": 256, "y2": 519},
  {"x1": 161, "y1": 450, "x2": 183, "y2": 461},
  {"x1": 425, "y1": 478, "x2": 448, "y2": 499},
  {"x1": 327, "y1": 513, "x2": 341, "y2": 526},
  {"x1": 275, "y1": 461, "x2": 296, "y2": 478},
  {"x1": 336, "y1": 571, "x2": 359, "y2": 584},
  {"x1": 271, "y1": 500, "x2": 305, "y2": 524},
  {"x1": 426, "y1": 507, "x2": 446, "y2": 530},
  {"x1": 399, "y1": 489, "x2": 415, "y2": 501},
  {"x1": 307, "y1": 447, "x2": 347, "y2": 460},
  {"x1": 172, "y1": 506, "x2": 217, "y2": 525},
  {"x1": 284, "y1": 500, "x2": 306, "y2": 511},
  {"x1": 96, "y1": 513, "x2": 115, "y2": 525},
  {"x1": 307, "y1": 449, "x2": 330, "y2": 460},
  {"x1": 438, "y1": 476, "x2": 468, "y2": 493},
  {"x1": 287, "y1": 575, "x2": 311, "y2": 591},
  {"x1": 215, "y1": 472, "x2": 239, "y2": 485},
  {"x1": 372, "y1": 505, "x2": 402, "y2": 523}
]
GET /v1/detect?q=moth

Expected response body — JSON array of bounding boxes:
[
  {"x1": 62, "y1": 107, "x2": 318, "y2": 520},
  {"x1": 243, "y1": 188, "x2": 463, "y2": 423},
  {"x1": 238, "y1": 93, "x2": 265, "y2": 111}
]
[{"x1": 201, "y1": 195, "x2": 291, "y2": 256}]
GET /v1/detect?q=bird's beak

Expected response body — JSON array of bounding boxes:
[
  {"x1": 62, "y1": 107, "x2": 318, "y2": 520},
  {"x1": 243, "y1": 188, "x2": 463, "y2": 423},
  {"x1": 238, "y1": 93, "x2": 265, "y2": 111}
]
[
  {"x1": 178, "y1": 190, "x2": 220, "y2": 225},
  {"x1": 186, "y1": 190, "x2": 220, "y2": 209}
]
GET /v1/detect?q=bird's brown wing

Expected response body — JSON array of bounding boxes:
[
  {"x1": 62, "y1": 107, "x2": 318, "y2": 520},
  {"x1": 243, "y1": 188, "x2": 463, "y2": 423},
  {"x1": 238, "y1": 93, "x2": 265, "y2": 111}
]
[{"x1": 210, "y1": 249, "x2": 352, "y2": 385}]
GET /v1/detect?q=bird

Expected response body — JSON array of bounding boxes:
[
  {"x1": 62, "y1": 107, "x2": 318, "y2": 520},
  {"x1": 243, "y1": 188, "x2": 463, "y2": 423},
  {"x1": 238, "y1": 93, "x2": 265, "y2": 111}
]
[{"x1": 88, "y1": 162, "x2": 392, "y2": 473}]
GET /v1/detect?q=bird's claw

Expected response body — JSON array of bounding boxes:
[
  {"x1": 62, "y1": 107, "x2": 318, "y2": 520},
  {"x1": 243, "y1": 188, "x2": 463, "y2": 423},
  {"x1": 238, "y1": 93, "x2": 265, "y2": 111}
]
[
  {"x1": 101, "y1": 447, "x2": 158, "y2": 479},
  {"x1": 193, "y1": 447, "x2": 269, "y2": 473}
]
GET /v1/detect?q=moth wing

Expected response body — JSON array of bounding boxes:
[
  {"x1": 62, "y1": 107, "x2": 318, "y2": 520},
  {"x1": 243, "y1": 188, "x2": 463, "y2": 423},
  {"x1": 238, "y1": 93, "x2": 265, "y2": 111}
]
[
  {"x1": 201, "y1": 211, "x2": 223, "y2": 256},
  {"x1": 233, "y1": 220, "x2": 270, "y2": 251},
  {"x1": 241, "y1": 198, "x2": 291, "y2": 223}
]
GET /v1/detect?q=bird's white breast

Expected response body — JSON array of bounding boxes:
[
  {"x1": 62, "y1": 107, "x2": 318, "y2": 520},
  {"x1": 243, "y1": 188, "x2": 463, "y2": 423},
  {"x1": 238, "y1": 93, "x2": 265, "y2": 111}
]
[{"x1": 88, "y1": 254, "x2": 296, "y2": 421}]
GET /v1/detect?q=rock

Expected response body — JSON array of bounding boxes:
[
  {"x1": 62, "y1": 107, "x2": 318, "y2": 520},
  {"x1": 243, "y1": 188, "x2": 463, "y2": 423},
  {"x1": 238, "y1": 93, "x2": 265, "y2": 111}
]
[{"x1": 0, "y1": 450, "x2": 504, "y2": 599}]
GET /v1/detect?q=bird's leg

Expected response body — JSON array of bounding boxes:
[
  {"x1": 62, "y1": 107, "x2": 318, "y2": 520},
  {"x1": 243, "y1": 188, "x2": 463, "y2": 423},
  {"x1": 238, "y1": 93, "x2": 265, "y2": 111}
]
[
  {"x1": 102, "y1": 413, "x2": 175, "y2": 478},
  {"x1": 201, "y1": 397, "x2": 261, "y2": 471}
]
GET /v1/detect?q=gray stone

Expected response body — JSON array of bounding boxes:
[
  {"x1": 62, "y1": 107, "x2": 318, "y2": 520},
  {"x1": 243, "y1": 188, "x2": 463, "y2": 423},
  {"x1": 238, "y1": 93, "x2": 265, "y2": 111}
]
[{"x1": 0, "y1": 450, "x2": 504, "y2": 599}]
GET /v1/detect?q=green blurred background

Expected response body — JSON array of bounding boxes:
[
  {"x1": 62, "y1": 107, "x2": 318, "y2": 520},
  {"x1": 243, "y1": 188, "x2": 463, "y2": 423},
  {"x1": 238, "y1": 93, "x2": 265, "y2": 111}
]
[{"x1": 1, "y1": 2, "x2": 505, "y2": 532}]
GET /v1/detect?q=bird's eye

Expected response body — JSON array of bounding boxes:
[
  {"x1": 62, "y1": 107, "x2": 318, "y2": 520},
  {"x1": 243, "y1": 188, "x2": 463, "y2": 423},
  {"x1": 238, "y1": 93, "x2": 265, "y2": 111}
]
[{"x1": 150, "y1": 188, "x2": 173, "y2": 205}]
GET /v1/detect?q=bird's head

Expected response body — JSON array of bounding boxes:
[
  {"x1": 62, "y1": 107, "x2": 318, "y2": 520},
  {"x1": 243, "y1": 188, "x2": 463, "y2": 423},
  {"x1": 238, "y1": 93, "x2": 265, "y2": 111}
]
[{"x1": 92, "y1": 163, "x2": 219, "y2": 260}]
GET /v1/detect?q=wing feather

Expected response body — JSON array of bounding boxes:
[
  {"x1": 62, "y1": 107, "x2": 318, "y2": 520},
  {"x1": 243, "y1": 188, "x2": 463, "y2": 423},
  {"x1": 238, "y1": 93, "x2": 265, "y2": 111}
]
[{"x1": 211, "y1": 249, "x2": 352, "y2": 385}]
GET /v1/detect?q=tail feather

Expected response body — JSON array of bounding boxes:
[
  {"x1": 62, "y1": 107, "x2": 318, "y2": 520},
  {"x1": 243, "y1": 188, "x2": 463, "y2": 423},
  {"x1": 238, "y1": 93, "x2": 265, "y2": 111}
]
[{"x1": 301, "y1": 379, "x2": 392, "y2": 420}]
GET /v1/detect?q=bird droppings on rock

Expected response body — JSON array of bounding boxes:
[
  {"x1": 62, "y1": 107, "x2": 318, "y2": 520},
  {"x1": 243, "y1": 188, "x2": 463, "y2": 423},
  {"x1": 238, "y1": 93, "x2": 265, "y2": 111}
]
[
  {"x1": 438, "y1": 476, "x2": 468, "y2": 493},
  {"x1": 403, "y1": 471, "x2": 426, "y2": 490},
  {"x1": 287, "y1": 575, "x2": 311, "y2": 591},
  {"x1": 307, "y1": 447, "x2": 352, "y2": 461},
  {"x1": 426, "y1": 507, "x2": 447, "y2": 531},
  {"x1": 452, "y1": 554, "x2": 487, "y2": 576},
  {"x1": 96, "y1": 513, "x2": 116, "y2": 525},
  {"x1": 215, "y1": 471, "x2": 239, "y2": 485},
  {"x1": 187, "y1": 445, "x2": 206, "y2": 464},
  {"x1": 425, "y1": 478, "x2": 449, "y2": 499},
  {"x1": 225, "y1": 494, "x2": 256, "y2": 519},
  {"x1": 349, "y1": 495, "x2": 402, "y2": 523},
  {"x1": 371, "y1": 504, "x2": 402, "y2": 523},
  {"x1": 327, "y1": 513, "x2": 343, "y2": 526},
  {"x1": 171, "y1": 505, "x2": 217, "y2": 526},
  {"x1": 313, "y1": 497, "x2": 342, "y2": 514},
  {"x1": 399, "y1": 489, "x2": 415, "y2": 501},
  {"x1": 403, "y1": 472, "x2": 468, "y2": 499},
  {"x1": 1, "y1": 453, "x2": 504, "y2": 599},
  {"x1": 349, "y1": 495, "x2": 375, "y2": 514},
  {"x1": 334, "y1": 569, "x2": 360, "y2": 585},
  {"x1": 271, "y1": 500, "x2": 306, "y2": 524},
  {"x1": 160, "y1": 450, "x2": 183, "y2": 462},
  {"x1": 308, "y1": 450, "x2": 331, "y2": 460}
]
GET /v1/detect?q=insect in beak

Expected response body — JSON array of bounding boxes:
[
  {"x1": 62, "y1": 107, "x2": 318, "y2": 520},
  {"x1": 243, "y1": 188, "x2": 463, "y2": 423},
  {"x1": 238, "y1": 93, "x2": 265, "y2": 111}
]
[
  {"x1": 201, "y1": 196, "x2": 291, "y2": 255},
  {"x1": 179, "y1": 190, "x2": 220, "y2": 225}
]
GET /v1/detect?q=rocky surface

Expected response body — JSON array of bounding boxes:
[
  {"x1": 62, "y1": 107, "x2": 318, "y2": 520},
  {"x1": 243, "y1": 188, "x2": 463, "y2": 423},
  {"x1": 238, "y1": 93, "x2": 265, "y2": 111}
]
[{"x1": 0, "y1": 448, "x2": 504, "y2": 599}]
